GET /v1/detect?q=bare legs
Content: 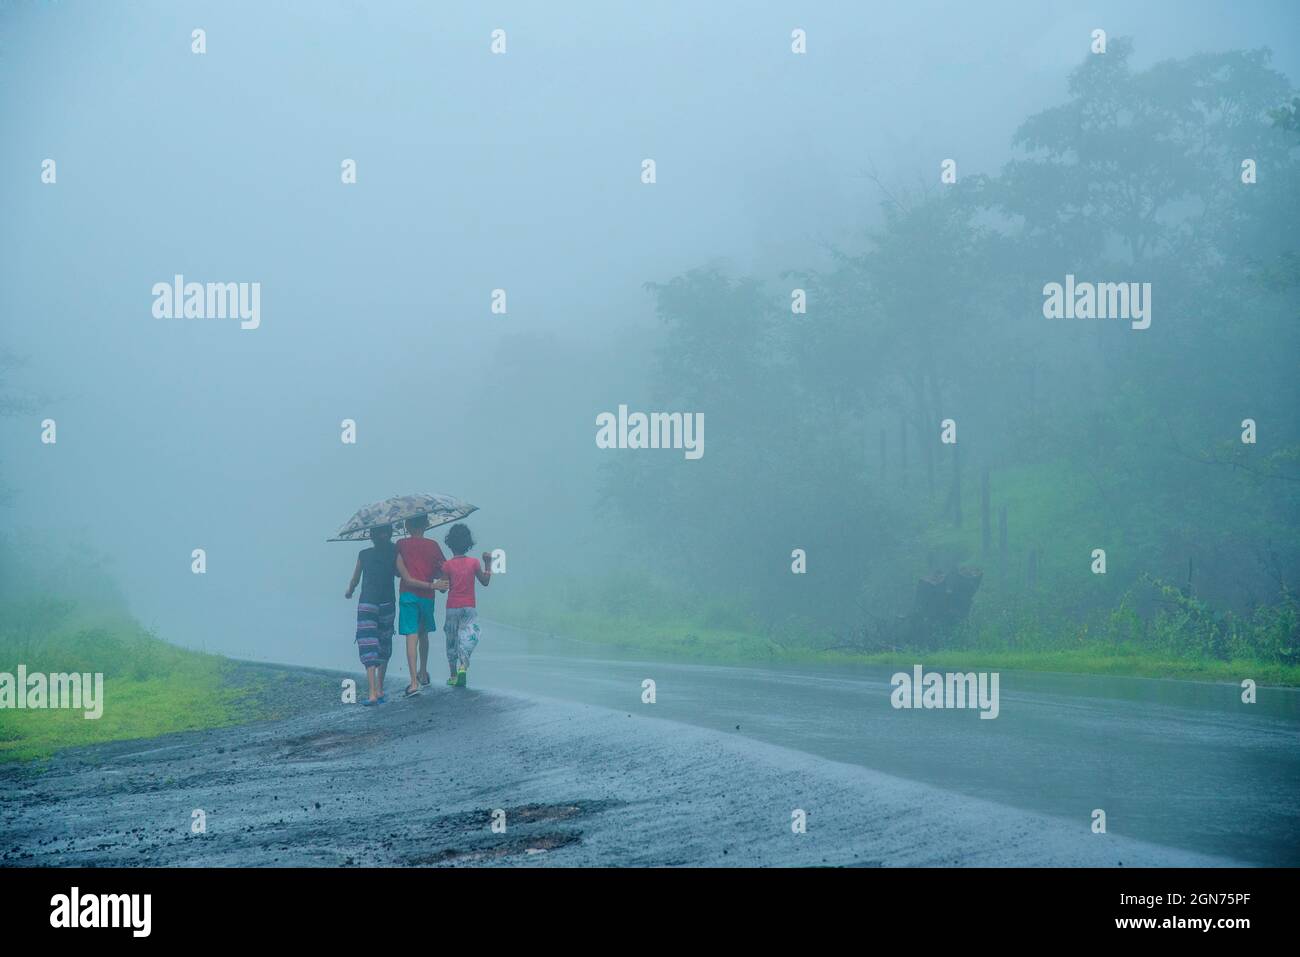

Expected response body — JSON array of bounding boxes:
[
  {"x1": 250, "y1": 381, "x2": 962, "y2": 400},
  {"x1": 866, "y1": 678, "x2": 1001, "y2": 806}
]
[{"x1": 404, "y1": 633, "x2": 420, "y2": 693}]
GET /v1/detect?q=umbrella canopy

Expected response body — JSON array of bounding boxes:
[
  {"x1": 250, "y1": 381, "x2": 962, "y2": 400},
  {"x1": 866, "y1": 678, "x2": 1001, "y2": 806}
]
[{"x1": 329, "y1": 493, "x2": 477, "y2": 542}]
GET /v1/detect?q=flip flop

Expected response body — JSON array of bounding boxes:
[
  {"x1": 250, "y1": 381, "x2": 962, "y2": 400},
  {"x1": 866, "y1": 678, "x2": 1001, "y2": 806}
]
[
  {"x1": 418, "y1": 671, "x2": 431, "y2": 687},
  {"x1": 362, "y1": 698, "x2": 379, "y2": 707},
  {"x1": 403, "y1": 686, "x2": 421, "y2": 698}
]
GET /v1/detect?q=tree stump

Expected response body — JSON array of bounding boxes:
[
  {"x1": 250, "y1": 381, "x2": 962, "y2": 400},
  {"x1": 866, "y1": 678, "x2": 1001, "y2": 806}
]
[{"x1": 904, "y1": 567, "x2": 983, "y2": 647}]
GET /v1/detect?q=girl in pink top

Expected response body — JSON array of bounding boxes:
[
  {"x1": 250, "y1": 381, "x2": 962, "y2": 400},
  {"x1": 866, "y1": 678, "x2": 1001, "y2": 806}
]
[{"x1": 438, "y1": 523, "x2": 493, "y2": 687}]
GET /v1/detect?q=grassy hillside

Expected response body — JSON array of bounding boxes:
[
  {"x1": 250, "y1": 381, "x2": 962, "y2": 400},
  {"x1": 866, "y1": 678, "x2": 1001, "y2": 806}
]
[{"x1": 0, "y1": 598, "x2": 265, "y2": 762}]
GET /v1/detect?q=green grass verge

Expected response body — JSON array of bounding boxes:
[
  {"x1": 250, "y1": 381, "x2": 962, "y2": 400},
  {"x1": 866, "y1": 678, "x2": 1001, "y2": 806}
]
[
  {"x1": 0, "y1": 599, "x2": 262, "y2": 763},
  {"x1": 494, "y1": 606, "x2": 1300, "y2": 687}
]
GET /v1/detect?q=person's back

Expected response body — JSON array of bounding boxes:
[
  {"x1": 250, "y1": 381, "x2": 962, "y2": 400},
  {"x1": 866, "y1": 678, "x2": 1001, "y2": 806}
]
[
  {"x1": 358, "y1": 544, "x2": 396, "y2": 606},
  {"x1": 442, "y1": 554, "x2": 481, "y2": 609},
  {"x1": 439, "y1": 523, "x2": 493, "y2": 688},
  {"x1": 395, "y1": 514, "x2": 447, "y2": 695},
  {"x1": 345, "y1": 524, "x2": 398, "y2": 705},
  {"x1": 395, "y1": 536, "x2": 444, "y2": 600}
]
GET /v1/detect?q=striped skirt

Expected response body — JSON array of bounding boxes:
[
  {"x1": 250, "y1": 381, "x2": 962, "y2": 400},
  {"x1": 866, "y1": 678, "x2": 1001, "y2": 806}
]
[{"x1": 355, "y1": 601, "x2": 395, "y2": 667}]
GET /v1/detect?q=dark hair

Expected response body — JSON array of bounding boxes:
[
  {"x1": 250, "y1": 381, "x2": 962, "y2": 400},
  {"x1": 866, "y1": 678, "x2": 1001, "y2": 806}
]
[
  {"x1": 369, "y1": 524, "x2": 393, "y2": 548},
  {"x1": 444, "y1": 523, "x2": 474, "y2": 556},
  {"x1": 406, "y1": 513, "x2": 429, "y2": 533}
]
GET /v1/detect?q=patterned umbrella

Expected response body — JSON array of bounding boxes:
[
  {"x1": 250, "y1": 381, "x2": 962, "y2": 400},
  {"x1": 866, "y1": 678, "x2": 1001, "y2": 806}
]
[{"x1": 328, "y1": 493, "x2": 477, "y2": 542}]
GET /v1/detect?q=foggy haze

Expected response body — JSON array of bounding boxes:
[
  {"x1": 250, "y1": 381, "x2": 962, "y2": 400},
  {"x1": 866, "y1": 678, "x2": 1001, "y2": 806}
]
[{"x1": 2, "y1": 0, "x2": 1298, "y2": 671}]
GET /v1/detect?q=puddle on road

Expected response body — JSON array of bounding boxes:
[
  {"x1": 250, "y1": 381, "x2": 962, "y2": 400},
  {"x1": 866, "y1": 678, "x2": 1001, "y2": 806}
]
[
  {"x1": 273, "y1": 729, "x2": 387, "y2": 760},
  {"x1": 399, "y1": 799, "x2": 619, "y2": 865},
  {"x1": 408, "y1": 831, "x2": 582, "y2": 864}
]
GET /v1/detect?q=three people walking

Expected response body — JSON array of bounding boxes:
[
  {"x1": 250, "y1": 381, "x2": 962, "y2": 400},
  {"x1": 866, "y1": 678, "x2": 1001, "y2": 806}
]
[{"x1": 345, "y1": 515, "x2": 493, "y2": 705}]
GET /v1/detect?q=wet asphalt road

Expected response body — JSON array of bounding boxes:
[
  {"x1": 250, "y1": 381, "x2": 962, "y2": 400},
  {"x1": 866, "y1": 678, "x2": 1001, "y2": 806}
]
[
  {"x1": 0, "y1": 665, "x2": 1236, "y2": 868},
  {"x1": 472, "y1": 625, "x2": 1300, "y2": 866},
  {"x1": 1, "y1": 623, "x2": 1295, "y2": 866}
]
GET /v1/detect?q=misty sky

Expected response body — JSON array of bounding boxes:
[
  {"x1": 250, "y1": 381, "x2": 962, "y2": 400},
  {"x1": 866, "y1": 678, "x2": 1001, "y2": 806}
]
[{"x1": 2, "y1": 0, "x2": 1298, "y2": 667}]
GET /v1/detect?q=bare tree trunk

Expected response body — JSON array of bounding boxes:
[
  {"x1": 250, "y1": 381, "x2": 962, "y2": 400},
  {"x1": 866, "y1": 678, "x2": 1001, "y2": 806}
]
[
  {"x1": 1028, "y1": 363, "x2": 1037, "y2": 428},
  {"x1": 981, "y1": 467, "x2": 991, "y2": 554},
  {"x1": 899, "y1": 417, "x2": 908, "y2": 482},
  {"x1": 998, "y1": 504, "x2": 1008, "y2": 565},
  {"x1": 927, "y1": 367, "x2": 945, "y2": 504},
  {"x1": 925, "y1": 437, "x2": 935, "y2": 501},
  {"x1": 910, "y1": 375, "x2": 934, "y2": 501},
  {"x1": 952, "y1": 442, "x2": 962, "y2": 527}
]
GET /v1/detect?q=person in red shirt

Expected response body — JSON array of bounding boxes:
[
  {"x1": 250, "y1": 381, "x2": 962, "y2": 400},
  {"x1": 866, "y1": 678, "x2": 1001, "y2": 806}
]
[
  {"x1": 439, "y1": 523, "x2": 493, "y2": 688},
  {"x1": 395, "y1": 513, "x2": 447, "y2": 696}
]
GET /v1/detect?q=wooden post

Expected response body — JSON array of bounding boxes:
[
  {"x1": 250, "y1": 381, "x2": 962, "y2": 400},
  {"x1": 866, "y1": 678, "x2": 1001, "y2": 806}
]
[
  {"x1": 980, "y1": 468, "x2": 991, "y2": 554},
  {"x1": 926, "y1": 442, "x2": 935, "y2": 500},
  {"x1": 952, "y1": 442, "x2": 962, "y2": 527},
  {"x1": 998, "y1": 505, "x2": 1008, "y2": 563},
  {"x1": 900, "y1": 419, "x2": 908, "y2": 480}
]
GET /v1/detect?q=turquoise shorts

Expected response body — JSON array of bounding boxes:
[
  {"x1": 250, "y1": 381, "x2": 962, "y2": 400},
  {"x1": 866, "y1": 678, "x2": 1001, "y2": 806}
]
[{"x1": 398, "y1": 593, "x2": 436, "y2": 634}]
